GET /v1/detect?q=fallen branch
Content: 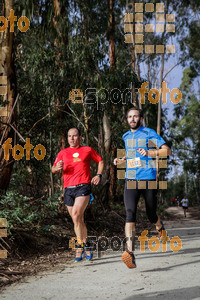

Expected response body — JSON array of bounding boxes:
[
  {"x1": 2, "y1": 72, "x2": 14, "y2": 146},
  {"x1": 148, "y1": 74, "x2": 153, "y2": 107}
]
[
  {"x1": 0, "y1": 273, "x2": 10, "y2": 279},
  {"x1": 0, "y1": 270, "x2": 23, "y2": 275},
  {"x1": 111, "y1": 210, "x2": 125, "y2": 222}
]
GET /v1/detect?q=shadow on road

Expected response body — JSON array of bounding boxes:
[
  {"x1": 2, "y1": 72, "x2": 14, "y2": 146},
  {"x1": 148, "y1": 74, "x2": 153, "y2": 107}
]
[{"x1": 124, "y1": 286, "x2": 200, "y2": 300}]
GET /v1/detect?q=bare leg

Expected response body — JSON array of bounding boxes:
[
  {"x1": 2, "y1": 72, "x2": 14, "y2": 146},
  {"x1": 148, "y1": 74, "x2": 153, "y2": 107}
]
[
  {"x1": 67, "y1": 195, "x2": 90, "y2": 245},
  {"x1": 81, "y1": 215, "x2": 88, "y2": 243},
  {"x1": 125, "y1": 222, "x2": 136, "y2": 252},
  {"x1": 154, "y1": 216, "x2": 163, "y2": 231}
]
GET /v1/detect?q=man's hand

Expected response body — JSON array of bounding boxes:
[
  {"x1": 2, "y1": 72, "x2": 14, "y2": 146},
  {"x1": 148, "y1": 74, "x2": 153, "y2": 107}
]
[
  {"x1": 91, "y1": 175, "x2": 101, "y2": 185},
  {"x1": 137, "y1": 148, "x2": 148, "y2": 157},
  {"x1": 56, "y1": 160, "x2": 64, "y2": 171},
  {"x1": 52, "y1": 160, "x2": 63, "y2": 173},
  {"x1": 113, "y1": 158, "x2": 125, "y2": 165}
]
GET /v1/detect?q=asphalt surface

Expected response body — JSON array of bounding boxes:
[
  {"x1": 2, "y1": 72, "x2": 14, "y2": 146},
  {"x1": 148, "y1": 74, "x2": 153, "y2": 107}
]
[{"x1": 1, "y1": 207, "x2": 200, "y2": 300}]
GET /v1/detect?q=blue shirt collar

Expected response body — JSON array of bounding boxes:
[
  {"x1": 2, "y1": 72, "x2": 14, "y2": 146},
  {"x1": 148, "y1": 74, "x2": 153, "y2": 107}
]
[{"x1": 129, "y1": 126, "x2": 143, "y2": 134}]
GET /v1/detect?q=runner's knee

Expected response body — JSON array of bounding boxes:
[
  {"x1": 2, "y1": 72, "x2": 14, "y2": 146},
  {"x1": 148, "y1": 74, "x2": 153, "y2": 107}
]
[
  {"x1": 72, "y1": 211, "x2": 83, "y2": 225},
  {"x1": 126, "y1": 209, "x2": 136, "y2": 222}
]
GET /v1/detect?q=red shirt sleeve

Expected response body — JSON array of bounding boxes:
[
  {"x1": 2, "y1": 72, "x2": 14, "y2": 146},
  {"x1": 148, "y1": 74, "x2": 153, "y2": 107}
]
[
  {"x1": 90, "y1": 148, "x2": 102, "y2": 163},
  {"x1": 53, "y1": 151, "x2": 63, "y2": 166}
]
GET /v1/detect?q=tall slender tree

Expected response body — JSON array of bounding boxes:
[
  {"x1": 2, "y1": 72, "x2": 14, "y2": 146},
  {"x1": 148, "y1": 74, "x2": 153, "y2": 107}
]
[{"x1": 0, "y1": 0, "x2": 16, "y2": 192}]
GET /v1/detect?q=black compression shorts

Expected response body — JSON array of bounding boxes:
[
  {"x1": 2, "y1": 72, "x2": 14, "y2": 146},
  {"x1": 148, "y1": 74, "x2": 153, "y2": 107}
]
[{"x1": 124, "y1": 180, "x2": 158, "y2": 223}]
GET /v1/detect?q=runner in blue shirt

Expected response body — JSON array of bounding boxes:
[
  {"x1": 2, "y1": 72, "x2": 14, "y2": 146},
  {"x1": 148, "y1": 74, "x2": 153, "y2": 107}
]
[{"x1": 114, "y1": 107, "x2": 171, "y2": 269}]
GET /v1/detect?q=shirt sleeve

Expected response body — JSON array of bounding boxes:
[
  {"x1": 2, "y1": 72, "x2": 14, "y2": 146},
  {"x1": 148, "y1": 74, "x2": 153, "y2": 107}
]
[
  {"x1": 90, "y1": 148, "x2": 102, "y2": 163},
  {"x1": 53, "y1": 151, "x2": 63, "y2": 166},
  {"x1": 149, "y1": 129, "x2": 166, "y2": 148}
]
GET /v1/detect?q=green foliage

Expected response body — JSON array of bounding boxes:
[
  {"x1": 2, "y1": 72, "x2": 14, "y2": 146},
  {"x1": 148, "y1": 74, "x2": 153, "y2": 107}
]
[
  {"x1": 169, "y1": 66, "x2": 200, "y2": 203},
  {"x1": 3, "y1": 0, "x2": 200, "y2": 208},
  {"x1": 0, "y1": 191, "x2": 60, "y2": 235}
]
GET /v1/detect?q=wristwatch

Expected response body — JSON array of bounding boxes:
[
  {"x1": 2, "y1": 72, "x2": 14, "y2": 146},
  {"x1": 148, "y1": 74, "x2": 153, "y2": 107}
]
[{"x1": 96, "y1": 174, "x2": 102, "y2": 178}]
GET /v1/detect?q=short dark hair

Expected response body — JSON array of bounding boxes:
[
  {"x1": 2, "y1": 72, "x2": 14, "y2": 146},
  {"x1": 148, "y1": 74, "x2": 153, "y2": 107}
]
[
  {"x1": 68, "y1": 127, "x2": 81, "y2": 136},
  {"x1": 126, "y1": 107, "x2": 143, "y2": 118}
]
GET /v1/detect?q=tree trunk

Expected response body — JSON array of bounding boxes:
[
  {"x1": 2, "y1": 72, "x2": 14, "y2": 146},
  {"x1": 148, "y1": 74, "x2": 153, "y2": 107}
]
[
  {"x1": 102, "y1": 111, "x2": 113, "y2": 203},
  {"x1": 103, "y1": 112, "x2": 111, "y2": 153},
  {"x1": 82, "y1": 101, "x2": 89, "y2": 145},
  {"x1": 106, "y1": 0, "x2": 116, "y2": 201},
  {"x1": 129, "y1": 0, "x2": 137, "y2": 106},
  {"x1": 53, "y1": 0, "x2": 66, "y2": 149},
  {"x1": 157, "y1": 53, "x2": 164, "y2": 135},
  {"x1": 48, "y1": 104, "x2": 54, "y2": 197},
  {"x1": 0, "y1": 0, "x2": 15, "y2": 192},
  {"x1": 108, "y1": 0, "x2": 116, "y2": 72}
]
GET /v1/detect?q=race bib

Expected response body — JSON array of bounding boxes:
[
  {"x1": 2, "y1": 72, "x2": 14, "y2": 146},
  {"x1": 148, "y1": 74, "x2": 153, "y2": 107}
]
[{"x1": 127, "y1": 157, "x2": 141, "y2": 168}]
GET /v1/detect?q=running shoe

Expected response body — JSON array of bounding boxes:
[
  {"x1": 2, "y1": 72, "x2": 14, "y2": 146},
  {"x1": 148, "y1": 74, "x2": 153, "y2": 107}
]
[
  {"x1": 74, "y1": 245, "x2": 84, "y2": 263},
  {"x1": 157, "y1": 220, "x2": 168, "y2": 243},
  {"x1": 84, "y1": 242, "x2": 93, "y2": 261},
  {"x1": 122, "y1": 249, "x2": 136, "y2": 269}
]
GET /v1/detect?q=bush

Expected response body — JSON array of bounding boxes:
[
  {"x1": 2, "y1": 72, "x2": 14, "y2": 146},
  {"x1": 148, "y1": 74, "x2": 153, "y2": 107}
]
[{"x1": 0, "y1": 191, "x2": 60, "y2": 235}]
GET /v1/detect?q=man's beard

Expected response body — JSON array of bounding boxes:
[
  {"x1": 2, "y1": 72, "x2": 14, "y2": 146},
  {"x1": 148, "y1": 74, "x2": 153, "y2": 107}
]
[{"x1": 129, "y1": 119, "x2": 141, "y2": 130}]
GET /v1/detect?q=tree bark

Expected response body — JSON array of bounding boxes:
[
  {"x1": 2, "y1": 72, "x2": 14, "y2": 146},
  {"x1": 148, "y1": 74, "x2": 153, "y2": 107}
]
[
  {"x1": 157, "y1": 53, "x2": 164, "y2": 135},
  {"x1": 103, "y1": 112, "x2": 111, "y2": 153},
  {"x1": 0, "y1": 0, "x2": 15, "y2": 192},
  {"x1": 108, "y1": 0, "x2": 116, "y2": 72},
  {"x1": 105, "y1": 0, "x2": 116, "y2": 201}
]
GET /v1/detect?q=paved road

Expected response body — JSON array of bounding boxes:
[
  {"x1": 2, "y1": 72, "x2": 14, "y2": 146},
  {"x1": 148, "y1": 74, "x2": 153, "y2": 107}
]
[{"x1": 1, "y1": 208, "x2": 200, "y2": 300}]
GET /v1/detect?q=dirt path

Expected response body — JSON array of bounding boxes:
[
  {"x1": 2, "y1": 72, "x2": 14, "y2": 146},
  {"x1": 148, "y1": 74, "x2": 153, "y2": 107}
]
[{"x1": 1, "y1": 207, "x2": 200, "y2": 300}]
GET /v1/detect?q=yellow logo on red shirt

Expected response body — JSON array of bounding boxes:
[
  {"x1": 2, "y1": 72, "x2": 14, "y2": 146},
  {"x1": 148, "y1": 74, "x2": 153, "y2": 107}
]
[{"x1": 72, "y1": 152, "x2": 81, "y2": 162}]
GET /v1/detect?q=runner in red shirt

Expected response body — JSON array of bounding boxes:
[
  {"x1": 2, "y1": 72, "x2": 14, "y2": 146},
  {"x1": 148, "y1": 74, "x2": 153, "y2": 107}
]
[{"x1": 52, "y1": 128, "x2": 104, "y2": 262}]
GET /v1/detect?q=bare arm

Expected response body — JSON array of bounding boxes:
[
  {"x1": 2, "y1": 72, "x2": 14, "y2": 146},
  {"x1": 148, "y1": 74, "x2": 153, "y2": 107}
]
[
  {"x1": 96, "y1": 159, "x2": 104, "y2": 174},
  {"x1": 91, "y1": 160, "x2": 104, "y2": 185},
  {"x1": 52, "y1": 160, "x2": 64, "y2": 174},
  {"x1": 148, "y1": 144, "x2": 171, "y2": 157}
]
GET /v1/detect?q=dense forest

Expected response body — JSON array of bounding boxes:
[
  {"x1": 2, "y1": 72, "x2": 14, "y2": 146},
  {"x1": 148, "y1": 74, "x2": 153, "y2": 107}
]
[{"x1": 0, "y1": 0, "x2": 199, "y2": 272}]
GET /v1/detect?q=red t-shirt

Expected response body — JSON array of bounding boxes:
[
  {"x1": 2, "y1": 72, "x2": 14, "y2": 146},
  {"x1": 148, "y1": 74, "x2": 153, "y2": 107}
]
[{"x1": 53, "y1": 146, "x2": 102, "y2": 188}]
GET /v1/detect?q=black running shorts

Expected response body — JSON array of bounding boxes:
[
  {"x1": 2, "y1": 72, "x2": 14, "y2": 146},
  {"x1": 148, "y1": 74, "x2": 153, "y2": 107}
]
[
  {"x1": 124, "y1": 180, "x2": 158, "y2": 223},
  {"x1": 182, "y1": 206, "x2": 188, "y2": 210},
  {"x1": 64, "y1": 184, "x2": 91, "y2": 206}
]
